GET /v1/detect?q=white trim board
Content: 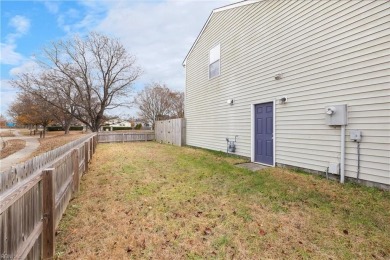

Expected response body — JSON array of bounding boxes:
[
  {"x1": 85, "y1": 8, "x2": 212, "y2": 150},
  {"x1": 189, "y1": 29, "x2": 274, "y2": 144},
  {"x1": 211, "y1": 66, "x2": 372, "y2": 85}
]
[{"x1": 215, "y1": 0, "x2": 261, "y2": 13}]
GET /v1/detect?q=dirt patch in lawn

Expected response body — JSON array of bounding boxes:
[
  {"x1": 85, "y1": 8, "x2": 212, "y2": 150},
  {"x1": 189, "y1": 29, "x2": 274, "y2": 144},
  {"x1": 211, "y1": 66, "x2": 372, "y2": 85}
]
[
  {"x1": 56, "y1": 142, "x2": 390, "y2": 259},
  {"x1": 0, "y1": 139, "x2": 26, "y2": 159},
  {"x1": 28, "y1": 131, "x2": 86, "y2": 158}
]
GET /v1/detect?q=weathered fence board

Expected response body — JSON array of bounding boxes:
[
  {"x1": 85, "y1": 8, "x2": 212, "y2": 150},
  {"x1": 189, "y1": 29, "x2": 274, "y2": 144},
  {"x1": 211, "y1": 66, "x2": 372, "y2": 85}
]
[
  {"x1": 15, "y1": 222, "x2": 42, "y2": 259},
  {"x1": 0, "y1": 133, "x2": 96, "y2": 259},
  {"x1": 42, "y1": 168, "x2": 55, "y2": 259},
  {"x1": 97, "y1": 131, "x2": 155, "y2": 143},
  {"x1": 72, "y1": 149, "x2": 80, "y2": 195},
  {"x1": 155, "y1": 118, "x2": 186, "y2": 146}
]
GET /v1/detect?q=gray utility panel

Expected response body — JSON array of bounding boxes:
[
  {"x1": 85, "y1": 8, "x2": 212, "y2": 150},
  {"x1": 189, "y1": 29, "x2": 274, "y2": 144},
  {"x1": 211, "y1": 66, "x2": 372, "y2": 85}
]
[{"x1": 325, "y1": 104, "x2": 348, "y2": 126}]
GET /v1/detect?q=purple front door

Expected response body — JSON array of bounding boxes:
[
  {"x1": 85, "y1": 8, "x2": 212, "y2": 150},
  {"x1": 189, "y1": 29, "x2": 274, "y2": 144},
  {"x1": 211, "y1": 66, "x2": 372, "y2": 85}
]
[{"x1": 255, "y1": 102, "x2": 273, "y2": 165}]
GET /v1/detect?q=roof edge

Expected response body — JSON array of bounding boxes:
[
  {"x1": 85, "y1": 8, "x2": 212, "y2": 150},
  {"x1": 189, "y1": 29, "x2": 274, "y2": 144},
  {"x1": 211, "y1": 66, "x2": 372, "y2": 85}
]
[
  {"x1": 182, "y1": 0, "x2": 261, "y2": 66},
  {"x1": 214, "y1": 0, "x2": 260, "y2": 13}
]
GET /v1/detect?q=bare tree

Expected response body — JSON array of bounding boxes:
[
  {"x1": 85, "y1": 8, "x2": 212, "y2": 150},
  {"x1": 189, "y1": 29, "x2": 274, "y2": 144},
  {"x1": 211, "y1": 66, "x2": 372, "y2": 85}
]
[
  {"x1": 170, "y1": 91, "x2": 184, "y2": 118},
  {"x1": 134, "y1": 82, "x2": 184, "y2": 129},
  {"x1": 50, "y1": 106, "x2": 76, "y2": 134},
  {"x1": 11, "y1": 72, "x2": 76, "y2": 134},
  {"x1": 12, "y1": 32, "x2": 141, "y2": 132},
  {"x1": 39, "y1": 73, "x2": 78, "y2": 134}
]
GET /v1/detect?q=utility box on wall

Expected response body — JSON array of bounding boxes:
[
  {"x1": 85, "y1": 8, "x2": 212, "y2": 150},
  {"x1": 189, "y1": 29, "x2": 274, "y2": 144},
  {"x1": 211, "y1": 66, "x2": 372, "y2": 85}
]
[
  {"x1": 325, "y1": 104, "x2": 348, "y2": 126},
  {"x1": 328, "y1": 162, "x2": 340, "y2": 175},
  {"x1": 350, "y1": 129, "x2": 362, "y2": 142}
]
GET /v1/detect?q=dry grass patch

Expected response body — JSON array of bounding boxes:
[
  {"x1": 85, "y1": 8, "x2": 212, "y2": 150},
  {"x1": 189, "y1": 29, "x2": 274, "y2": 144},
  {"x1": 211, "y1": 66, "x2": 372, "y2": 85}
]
[
  {"x1": 0, "y1": 130, "x2": 15, "y2": 137},
  {"x1": 56, "y1": 143, "x2": 390, "y2": 259},
  {"x1": 17, "y1": 129, "x2": 35, "y2": 136},
  {"x1": 0, "y1": 139, "x2": 26, "y2": 159},
  {"x1": 28, "y1": 131, "x2": 85, "y2": 158}
]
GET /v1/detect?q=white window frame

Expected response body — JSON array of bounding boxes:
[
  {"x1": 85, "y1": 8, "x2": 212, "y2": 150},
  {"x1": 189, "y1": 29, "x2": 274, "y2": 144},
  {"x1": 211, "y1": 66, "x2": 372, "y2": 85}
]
[{"x1": 209, "y1": 44, "x2": 220, "y2": 79}]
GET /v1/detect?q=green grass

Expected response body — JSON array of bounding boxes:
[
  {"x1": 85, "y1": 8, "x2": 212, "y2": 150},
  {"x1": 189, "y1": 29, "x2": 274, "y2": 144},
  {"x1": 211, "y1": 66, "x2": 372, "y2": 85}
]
[{"x1": 55, "y1": 142, "x2": 390, "y2": 259}]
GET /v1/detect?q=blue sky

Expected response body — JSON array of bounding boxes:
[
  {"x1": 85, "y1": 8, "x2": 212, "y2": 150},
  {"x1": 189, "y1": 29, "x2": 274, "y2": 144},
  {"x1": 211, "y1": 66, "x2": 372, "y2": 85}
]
[{"x1": 1, "y1": 0, "x2": 234, "y2": 118}]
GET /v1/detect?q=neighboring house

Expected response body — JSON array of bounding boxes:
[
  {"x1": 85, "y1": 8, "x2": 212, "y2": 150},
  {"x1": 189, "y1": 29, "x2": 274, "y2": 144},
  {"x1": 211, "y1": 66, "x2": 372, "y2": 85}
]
[
  {"x1": 131, "y1": 118, "x2": 151, "y2": 129},
  {"x1": 103, "y1": 119, "x2": 132, "y2": 127},
  {"x1": 115, "y1": 121, "x2": 131, "y2": 127},
  {"x1": 183, "y1": 0, "x2": 390, "y2": 188},
  {"x1": 101, "y1": 119, "x2": 132, "y2": 131}
]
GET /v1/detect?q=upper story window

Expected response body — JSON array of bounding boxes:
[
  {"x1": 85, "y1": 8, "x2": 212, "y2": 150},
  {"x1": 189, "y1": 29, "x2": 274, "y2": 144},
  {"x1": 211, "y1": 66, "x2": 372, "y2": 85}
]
[{"x1": 209, "y1": 44, "x2": 220, "y2": 79}]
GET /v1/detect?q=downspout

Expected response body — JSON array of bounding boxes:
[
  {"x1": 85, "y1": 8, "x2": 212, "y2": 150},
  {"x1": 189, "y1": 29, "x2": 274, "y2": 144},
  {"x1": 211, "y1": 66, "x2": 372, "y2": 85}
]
[{"x1": 340, "y1": 125, "x2": 346, "y2": 183}]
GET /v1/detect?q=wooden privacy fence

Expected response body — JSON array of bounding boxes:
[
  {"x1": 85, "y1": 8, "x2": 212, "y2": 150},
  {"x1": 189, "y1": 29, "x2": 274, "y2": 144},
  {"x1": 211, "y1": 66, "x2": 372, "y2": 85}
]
[
  {"x1": 97, "y1": 131, "x2": 155, "y2": 143},
  {"x1": 155, "y1": 118, "x2": 186, "y2": 146},
  {"x1": 0, "y1": 133, "x2": 97, "y2": 259}
]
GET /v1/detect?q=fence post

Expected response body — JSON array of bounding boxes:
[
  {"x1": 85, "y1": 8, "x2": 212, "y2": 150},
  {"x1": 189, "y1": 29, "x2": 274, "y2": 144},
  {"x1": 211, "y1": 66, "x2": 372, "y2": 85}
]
[
  {"x1": 90, "y1": 137, "x2": 93, "y2": 155},
  {"x1": 72, "y1": 149, "x2": 80, "y2": 195},
  {"x1": 42, "y1": 168, "x2": 55, "y2": 259},
  {"x1": 84, "y1": 141, "x2": 89, "y2": 173},
  {"x1": 93, "y1": 136, "x2": 97, "y2": 154},
  {"x1": 90, "y1": 138, "x2": 93, "y2": 156}
]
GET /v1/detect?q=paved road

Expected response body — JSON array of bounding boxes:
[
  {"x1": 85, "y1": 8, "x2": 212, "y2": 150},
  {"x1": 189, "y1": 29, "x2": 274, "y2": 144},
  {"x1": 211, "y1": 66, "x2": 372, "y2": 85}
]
[{"x1": 0, "y1": 129, "x2": 40, "y2": 172}]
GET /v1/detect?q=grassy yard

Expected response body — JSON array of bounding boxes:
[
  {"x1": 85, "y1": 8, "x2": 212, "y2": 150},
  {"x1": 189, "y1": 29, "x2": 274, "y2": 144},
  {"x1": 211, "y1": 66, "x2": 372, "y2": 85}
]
[{"x1": 56, "y1": 142, "x2": 390, "y2": 259}]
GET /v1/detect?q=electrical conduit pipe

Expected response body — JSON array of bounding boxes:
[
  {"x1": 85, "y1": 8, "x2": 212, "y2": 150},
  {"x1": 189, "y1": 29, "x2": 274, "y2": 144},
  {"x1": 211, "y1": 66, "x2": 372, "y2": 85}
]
[{"x1": 340, "y1": 125, "x2": 346, "y2": 183}]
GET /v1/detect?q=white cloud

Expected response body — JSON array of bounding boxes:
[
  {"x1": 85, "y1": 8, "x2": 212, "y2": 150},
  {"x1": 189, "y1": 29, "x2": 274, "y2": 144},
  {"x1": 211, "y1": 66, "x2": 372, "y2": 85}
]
[
  {"x1": 94, "y1": 0, "x2": 235, "y2": 91},
  {"x1": 57, "y1": 1, "x2": 107, "y2": 34},
  {"x1": 0, "y1": 80, "x2": 18, "y2": 116},
  {"x1": 0, "y1": 43, "x2": 23, "y2": 65},
  {"x1": 8, "y1": 15, "x2": 30, "y2": 42},
  {"x1": 57, "y1": 8, "x2": 83, "y2": 33},
  {"x1": 9, "y1": 15, "x2": 30, "y2": 34},
  {"x1": 9, "y1": 59, "x2": 39, "y2": 76},
  {"x1": 1, "y1": 58, "x2": 38, "y2": 115},
  {"x1": 44, "y1": 1, "x2": 60, "y2": 14},
  {"x1": 1, "y1": 15, "x2": 31, "y2": 65}
]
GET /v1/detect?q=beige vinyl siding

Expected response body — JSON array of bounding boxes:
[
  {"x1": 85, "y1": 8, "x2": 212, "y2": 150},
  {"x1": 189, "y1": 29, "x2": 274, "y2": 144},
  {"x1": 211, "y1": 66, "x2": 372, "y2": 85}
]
[{"x1": 185, "y1": 0, "x2": 390, "y2": 185}]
